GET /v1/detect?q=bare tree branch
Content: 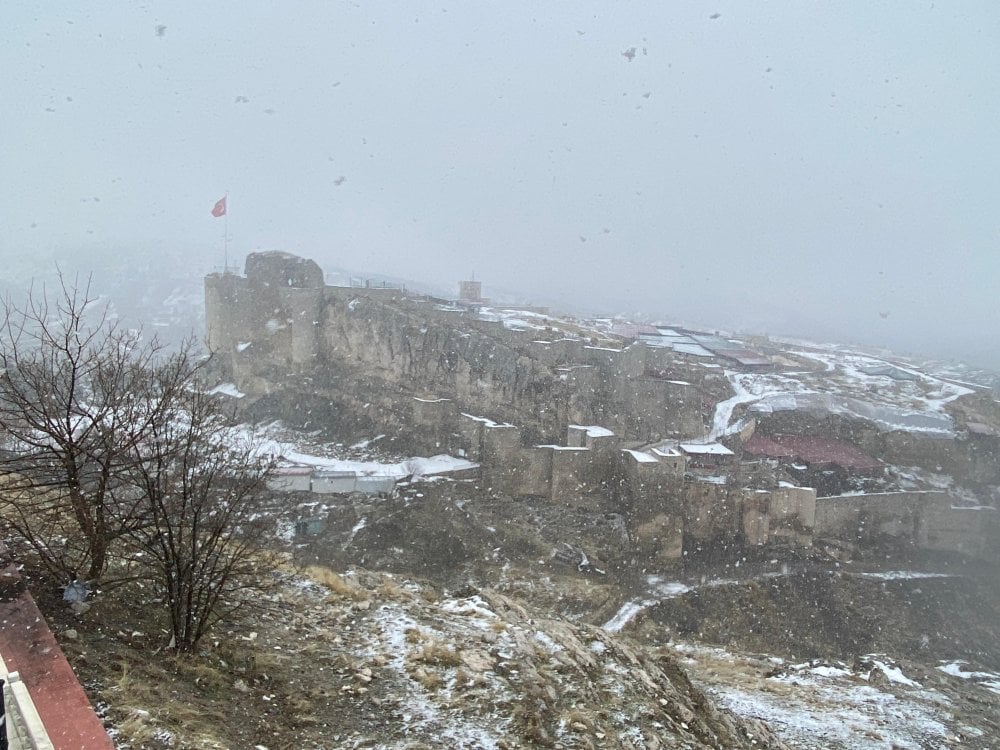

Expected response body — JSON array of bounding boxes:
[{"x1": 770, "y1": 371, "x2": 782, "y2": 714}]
[{"x1": 0, "y1": 274, "x2": 204, "y2": 581}]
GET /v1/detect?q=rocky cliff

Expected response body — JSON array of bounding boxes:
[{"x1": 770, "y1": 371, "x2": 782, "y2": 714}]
[{"x1": 205, "y1": 253, "x2": 707, "y2": 448}]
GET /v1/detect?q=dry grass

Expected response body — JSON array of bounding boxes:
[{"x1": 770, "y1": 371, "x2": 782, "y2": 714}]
[
  {"x1": 415, "y1": 638, "x2": 463, "y2": 667},
  {"x1": 512, "y1": 701, "x2": 555, "y2": 746},
  {"x1": 305, "y1": 564, "x2": 367, "y2": 600},
  {"x1": 170, "y1": 655, "x2": 229, "y2": 691},
  {"x1": 418, "y1": 586, "x2": 441, "y2": 604},
  {"x1": 410, "y1": 666, "x2": 444, "y2": 691},
  {"x1": 114, "y1": 709, "x2": 161, "y2": 747},
  {"x1": 377, "y1": 576, "x2": 413, "y2": 601},
  {"x1": 405, "y1": 626, "x2": 425, "y2": 644},
  {"x1": 104, "y1": 657, "x2": 229, "y2": 747},
  {"x1": 108, "y1": 660, "x2": 159, "y2": 705}
]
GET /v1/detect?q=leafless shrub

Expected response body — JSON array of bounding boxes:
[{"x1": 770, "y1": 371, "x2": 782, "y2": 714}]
[{"x1": 123, "y1": 386, "x2": 276, "y2": 652}]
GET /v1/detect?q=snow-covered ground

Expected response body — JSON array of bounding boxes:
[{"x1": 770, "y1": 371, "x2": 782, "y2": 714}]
[
  {"x1": 891, "y1": 465, "x2": 998, "y2": 507},
  {"x1": 858, "y1": 571, "x2": 955, "y2": 582},
  {"x1": 268, "y1": 569, "x2": 784, "y2": 749},
  {"x1": 603, "y1": 573, "x2": 770, "y2": 633},
  {"x1": 937, "y1": 661, "x2": 1000, "y2": 696},
  {"x1": 707, "y1": 346, "x2": 975, "y2": 440},
  {"x1": 673, "y1": 642, "x2": 960, "y2": 749},
  {"x1": 709, "y1": 370, "x2": 814, "y2": 439},
  {"x1": 232, "y1": 422, "x2": 477, "y2": 479}
]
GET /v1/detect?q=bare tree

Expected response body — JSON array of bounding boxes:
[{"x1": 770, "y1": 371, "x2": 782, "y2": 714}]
[
  {"x1": 125, "y1": 385, "x2": 276, "y2": 652},
  {"x1": 0, "y1": 274, "x2": 276, "y2": 650},
  {"x1": 0, "y1": 275, "x2": 199, "y2": 582}
]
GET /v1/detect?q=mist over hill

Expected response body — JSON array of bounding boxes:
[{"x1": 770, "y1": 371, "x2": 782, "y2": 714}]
[{"x1": 5, "y1": 249, "x2": 998, "y2": 394}]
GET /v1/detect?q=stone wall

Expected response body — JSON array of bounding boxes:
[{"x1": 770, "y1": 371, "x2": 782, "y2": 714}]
[
  {"x1": 632, "y1": 513, "x2": 685, "y2": 564},
  {"x1": 814, "y1": 491, "x2": 998, "y2": 558},
  {"x1": 769, "y1": 485, "x2": 816, "y2": 546},
  {"x1": 815, "y1": 491, "x2": 937, "y2": 546},
  {"x1": 741, "y1": 490, "x2": 772, "y2": 546},
  {"x1": 683, "y1": 480, "x2": 741, "y2": 550},
  {"x1": 550, "y1": 448, "x2": 598, "y2": 507},
  {"x1": 922, "y1": 504, "x2": 998, "y2": 558},
  {"x1": 620, "y1": 450, "x2": 685, "y2": 518},
  {"x1": 681, "y1": 478, "x2": 817, "y2": 553},
  {"x1": 205, "y1": 254, "x2": 991, "y2": 564},
  {"x1": 513, "y1": 448, "x2": 554, "y2": 498},
  {"x1": 205, "y1": 253, "x2": 707, "y2": 446}
]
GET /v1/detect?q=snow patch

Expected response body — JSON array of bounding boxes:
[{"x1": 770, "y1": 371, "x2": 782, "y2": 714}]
[{"x1": 208, "y1": 382, "x2": 245, "y2": 398}]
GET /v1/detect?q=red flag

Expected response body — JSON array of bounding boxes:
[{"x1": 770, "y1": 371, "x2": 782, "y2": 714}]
[{"x1": 211, "y1": 196, "x2": 227, "y2": 218}]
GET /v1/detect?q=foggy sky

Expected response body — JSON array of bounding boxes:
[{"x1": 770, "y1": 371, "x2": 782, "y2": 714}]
[{"x1": 3, "y1": 2, "x2": 999, "y2": 367}]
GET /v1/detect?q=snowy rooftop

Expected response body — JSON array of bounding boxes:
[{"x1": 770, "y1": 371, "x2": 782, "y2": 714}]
[
  {"x1": 652, "y1": 446, "x2": 682, "y2": 458},
  {"x1": 568, "y1": 424, "x2": 615, "y2": 438},
  {"x1": 624, "y1": 449, "x2": 659, "y2": 463},
  {"x1": 245, "y1": 424, "x2": 479, "y2": 480},
  {"x1": 680, "y1": 442, "x2": 735, "y2": 456},
  {"x1": 208, "y1": 382, "x2": 246, "y2": 398},
  {"x1": 672, "y1": 342, "x2": 715, "y2": 357},
  {"x1": 692, "y1": 474, "x2": 728, "y2": 484}
]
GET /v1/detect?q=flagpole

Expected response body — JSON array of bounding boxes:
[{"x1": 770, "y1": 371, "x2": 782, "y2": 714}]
[{"x1": 224, "y1": 192, "x2": 229, "y2": 273}]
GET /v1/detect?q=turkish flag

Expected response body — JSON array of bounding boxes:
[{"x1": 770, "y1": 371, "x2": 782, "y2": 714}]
[{"x1": 211, "y1": 196, "x2": 227, "y2": 217}]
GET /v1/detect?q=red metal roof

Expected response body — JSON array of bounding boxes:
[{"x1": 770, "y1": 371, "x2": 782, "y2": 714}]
[
  {"x1": 744, "y1": 433, "x2": 882, "y2": 471},
  {"x1": 0, "y1": 559, "x2": 113, "y2": 749}
]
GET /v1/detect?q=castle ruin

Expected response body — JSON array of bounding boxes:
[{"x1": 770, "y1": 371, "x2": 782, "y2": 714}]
[{"x1": 205, "y1": 252, "x2": 998, "y2": 565}]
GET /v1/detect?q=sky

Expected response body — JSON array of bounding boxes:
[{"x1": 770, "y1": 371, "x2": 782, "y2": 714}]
[{"x1": 2, "y1": 1, "x2": 999, "y2": 368}]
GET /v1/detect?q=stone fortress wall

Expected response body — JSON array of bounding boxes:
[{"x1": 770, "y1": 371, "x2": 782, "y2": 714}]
[
  {"x1": 205, "y1": 253, "x2": 706, "y2": 445},
  {"x1": 206, "y1": 252, "x2": 998, "y2": 564},
  {"x1": 814, "y1": 490, "x2": 997, "y2": 559}
]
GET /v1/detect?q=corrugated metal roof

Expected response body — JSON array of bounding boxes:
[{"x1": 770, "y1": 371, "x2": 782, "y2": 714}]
[
  {"x1": 609, "y1": 323, "x2": 660, "y2": 338},
  {"x1": 0, "y1": 552, "x2": 115, "y2": 749},
  {"x1": 744, "y1": 433, "x2": 882, "y2": 471},
  {"x1": 718, "y1": 349, "x2": 772, "y2": 367}
]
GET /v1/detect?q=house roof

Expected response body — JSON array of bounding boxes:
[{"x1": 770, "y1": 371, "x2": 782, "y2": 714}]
[
  {"x1": 719, "y1": 350, "x2": 772, "y2": 367},
  {"x1": 652, "y1": 446, "x2": 682, "y2": 458},
  {"x1": 568, "y1": 425, "x2": 616, "y2": 438},
  {"x1": 623, "y1": 449, "x2": 659, "y2": 463},
  {"x1": 744, "y1": 433, "x2": 882, "y2": 471},
  {"x1": 0, "y1": 556, "x2": 114, "y2": 749},
  {"x1": 608, "y1": 323, "x2": 660, "y2": 338},
  {"x1": 679, "y1": 442, "x2": 735, "y2": 456}
]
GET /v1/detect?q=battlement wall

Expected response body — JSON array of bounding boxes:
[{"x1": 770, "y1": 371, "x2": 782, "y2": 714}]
[{"x1": 815, "y1": 490, "x2": 998, "y2": 558}]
